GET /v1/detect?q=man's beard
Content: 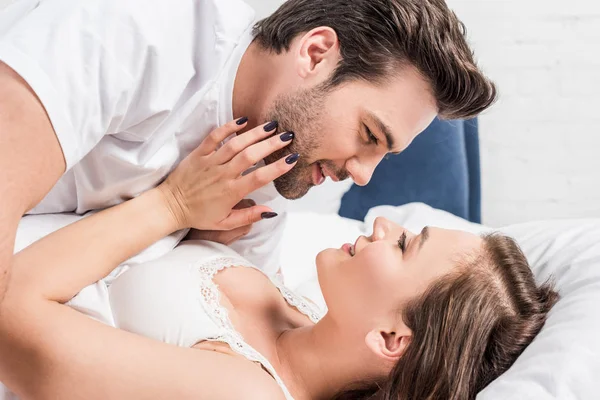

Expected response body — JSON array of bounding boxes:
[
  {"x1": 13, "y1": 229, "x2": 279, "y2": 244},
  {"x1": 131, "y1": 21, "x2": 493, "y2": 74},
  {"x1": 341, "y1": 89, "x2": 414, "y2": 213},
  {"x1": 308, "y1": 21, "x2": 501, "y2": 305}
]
[{"x1": 262, "y1": 85, "x2": 326, "y2": 200}]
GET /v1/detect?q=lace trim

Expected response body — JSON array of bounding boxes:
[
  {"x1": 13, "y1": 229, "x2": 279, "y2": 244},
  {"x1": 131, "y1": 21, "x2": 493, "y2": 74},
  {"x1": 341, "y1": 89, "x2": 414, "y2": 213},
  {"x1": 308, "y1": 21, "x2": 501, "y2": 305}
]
[
  {"x1": 194, "y1": 256, "x2": 325, "y2": 400},
  {"x1": 272, "y1": 283, "x2": 323, "y2": 323}
]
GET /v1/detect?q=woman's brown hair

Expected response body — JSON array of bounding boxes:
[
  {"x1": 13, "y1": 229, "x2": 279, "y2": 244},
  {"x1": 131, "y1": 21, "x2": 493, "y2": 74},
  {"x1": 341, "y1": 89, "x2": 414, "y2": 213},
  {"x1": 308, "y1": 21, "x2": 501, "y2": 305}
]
[
  {"x1": 253, "y1": 0, "x2": 497, "y2": 120},
  {"x1": 334, "y1": 233, "x2": 559, "y2": 400}
]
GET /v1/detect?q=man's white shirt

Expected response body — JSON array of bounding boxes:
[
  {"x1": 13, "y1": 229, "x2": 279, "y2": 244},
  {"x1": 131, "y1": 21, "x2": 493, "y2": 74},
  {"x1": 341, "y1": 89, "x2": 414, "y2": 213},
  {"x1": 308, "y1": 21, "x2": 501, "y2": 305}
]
[{"x1": 0, "y1": 0, "x2": 287, "y2": 275}]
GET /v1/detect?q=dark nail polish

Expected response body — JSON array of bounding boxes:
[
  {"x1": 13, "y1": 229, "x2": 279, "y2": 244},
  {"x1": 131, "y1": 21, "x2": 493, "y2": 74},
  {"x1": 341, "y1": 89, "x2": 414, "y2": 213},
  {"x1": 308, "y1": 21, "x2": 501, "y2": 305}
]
[
  {"x1": 280, "y1": 132, "x2": 294, "y2": 142},
  {"x1": 236, "y1": 116, "x2": 248, "y2": 125},
  {"x1": 264, "y1": 121, "x2": 278, "y2": 132},
  {"x1": 261, "y1": 212, "x2": 278, "y2": 219},
  {"x1": 285, "y1": 153, "x2": 300, "y2": 164}
]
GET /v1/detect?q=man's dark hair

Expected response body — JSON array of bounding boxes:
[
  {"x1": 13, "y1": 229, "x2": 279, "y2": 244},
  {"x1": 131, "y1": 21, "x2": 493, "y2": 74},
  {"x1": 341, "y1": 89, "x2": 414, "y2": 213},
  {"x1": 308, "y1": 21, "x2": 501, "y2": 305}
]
[{"x1": 253, "y1": 0, "x2": 497, "y2": 119}]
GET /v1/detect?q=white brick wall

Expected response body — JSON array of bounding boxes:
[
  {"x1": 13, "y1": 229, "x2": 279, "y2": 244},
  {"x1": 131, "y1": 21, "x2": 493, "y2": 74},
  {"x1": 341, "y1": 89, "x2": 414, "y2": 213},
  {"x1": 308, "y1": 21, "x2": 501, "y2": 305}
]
[
  {"x1": 2, "y1": 0, "x2": 598, "y2": 225},
  {"x1": 447, "y1": 0, "x2": 600, "y2": 225}
]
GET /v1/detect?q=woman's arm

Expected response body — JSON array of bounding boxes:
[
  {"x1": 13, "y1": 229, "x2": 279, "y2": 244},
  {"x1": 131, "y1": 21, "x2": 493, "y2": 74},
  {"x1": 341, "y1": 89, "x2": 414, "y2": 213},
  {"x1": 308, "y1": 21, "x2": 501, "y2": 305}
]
[
  {"x1": 0, "y1": 288, "x2": 285, "y2": 399},
  {"x1": 0, "y1": 191, "x2": 287, "y2": 399},
  {"x1": 1, "y1": 189, "x2": 285, "y2": 399},
  {"x1": 12, "y1": 188, "x2": 177, "y2": 303}
]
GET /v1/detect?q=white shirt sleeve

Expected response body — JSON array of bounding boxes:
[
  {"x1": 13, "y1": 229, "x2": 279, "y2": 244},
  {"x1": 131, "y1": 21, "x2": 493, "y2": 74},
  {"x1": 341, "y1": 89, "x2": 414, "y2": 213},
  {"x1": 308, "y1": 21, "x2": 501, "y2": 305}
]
[
  {"x1": 229, "y1": 198, "x2": 289, "y2": 277},
  {"x1": 0, "y1": 0, "x2": 196, "y2": 170}
]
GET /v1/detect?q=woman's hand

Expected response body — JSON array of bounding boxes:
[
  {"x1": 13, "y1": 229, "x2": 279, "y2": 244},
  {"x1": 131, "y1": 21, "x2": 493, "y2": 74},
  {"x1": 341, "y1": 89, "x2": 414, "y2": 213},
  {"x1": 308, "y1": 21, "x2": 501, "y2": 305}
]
[
  {"x1": 158, "y1": 118, "x2": 297, "y2": 232},
  {"x1": 183, "y1": 199, "x2": 259, "y2": 245}
]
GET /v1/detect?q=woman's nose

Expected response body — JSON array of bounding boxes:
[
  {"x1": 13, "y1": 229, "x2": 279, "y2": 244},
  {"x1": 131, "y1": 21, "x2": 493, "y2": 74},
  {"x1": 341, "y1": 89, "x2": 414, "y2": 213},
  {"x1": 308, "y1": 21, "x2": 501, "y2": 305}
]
[
  {"x1": 372, "y1": 217, "x2": 391, "y2": 241},
  {"x1": 372, "y1": 217, "x2": 410, "y2": 241}
]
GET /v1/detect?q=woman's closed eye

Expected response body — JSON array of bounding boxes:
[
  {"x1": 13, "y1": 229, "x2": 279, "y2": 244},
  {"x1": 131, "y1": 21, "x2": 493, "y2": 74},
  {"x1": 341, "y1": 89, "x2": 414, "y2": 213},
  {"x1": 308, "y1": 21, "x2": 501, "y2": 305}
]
[{"x1": 397, "y1": 232, "x2": 407, "y2": 253}]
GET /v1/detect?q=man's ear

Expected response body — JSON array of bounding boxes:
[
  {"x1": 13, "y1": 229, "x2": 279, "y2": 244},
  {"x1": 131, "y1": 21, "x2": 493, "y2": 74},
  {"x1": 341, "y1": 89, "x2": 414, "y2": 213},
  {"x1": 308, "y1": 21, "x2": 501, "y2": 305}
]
[
  {"x1": 365, "y1": 328, "x2": 412, "y2": 361},
  {"x1": 295, "y1": 27, "x2": 339, "y2": 79}
]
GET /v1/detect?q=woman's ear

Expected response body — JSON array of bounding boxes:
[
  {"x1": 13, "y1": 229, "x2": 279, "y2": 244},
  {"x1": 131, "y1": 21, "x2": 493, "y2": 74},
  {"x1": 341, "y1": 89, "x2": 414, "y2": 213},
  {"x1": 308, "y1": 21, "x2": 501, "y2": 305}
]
[
  {"x1": 295, "y1": 27, "x2": 340, "y2": 79},
  {"x1": 365, "y1": 328, "x2": 412, "y2": 361}
]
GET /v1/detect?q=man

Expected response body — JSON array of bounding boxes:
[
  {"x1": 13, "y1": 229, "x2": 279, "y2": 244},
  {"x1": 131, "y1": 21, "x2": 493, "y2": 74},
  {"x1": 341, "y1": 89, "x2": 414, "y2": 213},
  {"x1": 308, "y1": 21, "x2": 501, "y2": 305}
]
[{"x1": 0, "y1": 0, "x2": 496, "y2": 302}]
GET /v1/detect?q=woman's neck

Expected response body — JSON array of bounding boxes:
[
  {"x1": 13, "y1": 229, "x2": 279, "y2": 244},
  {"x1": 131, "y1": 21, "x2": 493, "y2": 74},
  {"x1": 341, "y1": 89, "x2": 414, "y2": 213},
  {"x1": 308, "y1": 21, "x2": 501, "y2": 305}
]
[{"x1": 275, "y1": 315, "x2": 379, "y2": 400}]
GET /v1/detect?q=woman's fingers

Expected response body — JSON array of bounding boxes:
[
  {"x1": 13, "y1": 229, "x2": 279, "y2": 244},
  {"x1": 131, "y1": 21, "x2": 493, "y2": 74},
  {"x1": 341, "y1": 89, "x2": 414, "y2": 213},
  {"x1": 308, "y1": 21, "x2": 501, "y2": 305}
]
[
  {"x1": 185, "y1": 224, "x2": 252, "y2": 245},
  {"x1": 220, "y1": 225, "x2": 253, "y2": 245},
  {"x1": 227, "y1": 130, "x2": 294, "y2": 177},
  {"x1": 219, "y1": 205, "x2": 277, "y2": 231},
  {"x1": 236, "y1": 152, "x2": 299, "y2": 196},
  {"x1": 195, "y1": 117, "x2": 249, "y2": 156},
  {"x1": 158, "y1": 118, "x2": 294, "y2": 232},
  {"x1": 190, "y1": 199, "x2": 257, "y2": 242},
  {"x1": 211, "y1": 121, "x2": 279, "y2": 166}
]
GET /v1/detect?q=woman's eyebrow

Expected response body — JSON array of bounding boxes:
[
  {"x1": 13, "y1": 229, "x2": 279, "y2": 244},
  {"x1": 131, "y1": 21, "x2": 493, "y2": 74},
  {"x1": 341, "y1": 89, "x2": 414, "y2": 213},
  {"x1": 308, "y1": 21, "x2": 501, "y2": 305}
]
[{"x1": 418, "y1": 226, "x2": 430, "y2": 252}]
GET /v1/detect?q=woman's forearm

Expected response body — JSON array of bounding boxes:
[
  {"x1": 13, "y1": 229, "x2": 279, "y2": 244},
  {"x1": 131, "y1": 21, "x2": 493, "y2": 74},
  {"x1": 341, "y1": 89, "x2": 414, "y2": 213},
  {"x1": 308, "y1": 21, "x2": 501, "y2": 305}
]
[{"x1": 12, "y1": 188, "x2": 179, "y2": 303}]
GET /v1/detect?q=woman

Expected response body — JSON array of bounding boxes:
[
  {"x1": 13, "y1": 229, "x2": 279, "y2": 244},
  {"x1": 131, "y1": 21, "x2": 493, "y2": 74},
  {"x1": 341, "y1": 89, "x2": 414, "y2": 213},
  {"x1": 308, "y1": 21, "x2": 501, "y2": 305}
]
[{"x1": 0, "y1": 120, "x2": 557, "y2": 400}]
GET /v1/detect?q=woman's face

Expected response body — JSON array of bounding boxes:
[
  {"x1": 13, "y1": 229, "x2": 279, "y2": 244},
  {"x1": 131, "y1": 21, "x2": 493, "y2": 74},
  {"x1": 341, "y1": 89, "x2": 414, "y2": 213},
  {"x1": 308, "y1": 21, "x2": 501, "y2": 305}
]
[{"x1": 316, "y1": 217, "x2": 483, "y2": 332}]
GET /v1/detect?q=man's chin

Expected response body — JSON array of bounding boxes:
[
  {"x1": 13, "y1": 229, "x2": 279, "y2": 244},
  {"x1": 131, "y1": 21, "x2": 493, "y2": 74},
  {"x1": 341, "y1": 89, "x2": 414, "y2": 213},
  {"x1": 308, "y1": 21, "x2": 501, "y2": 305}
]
[{"x1": 273, "y1": 176, "x2": 312, "y2": 200}]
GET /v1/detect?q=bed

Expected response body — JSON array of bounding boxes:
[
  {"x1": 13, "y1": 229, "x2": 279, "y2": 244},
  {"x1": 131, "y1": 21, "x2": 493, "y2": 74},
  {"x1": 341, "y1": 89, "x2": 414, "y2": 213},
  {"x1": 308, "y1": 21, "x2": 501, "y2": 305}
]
[{"x1": 4, "y1": 118, "x2": 600, "y2": 399}]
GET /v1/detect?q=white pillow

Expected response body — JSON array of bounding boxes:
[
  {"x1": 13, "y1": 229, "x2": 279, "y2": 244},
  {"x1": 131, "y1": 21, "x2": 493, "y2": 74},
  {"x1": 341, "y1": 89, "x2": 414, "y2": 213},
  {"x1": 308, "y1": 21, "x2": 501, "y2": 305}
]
[
  {"x1": 480, "y1": 219, "x2": 600, "y2": 400},
  {"x1": 280, "y1": 204, "x2": 600, "y2": 400}
]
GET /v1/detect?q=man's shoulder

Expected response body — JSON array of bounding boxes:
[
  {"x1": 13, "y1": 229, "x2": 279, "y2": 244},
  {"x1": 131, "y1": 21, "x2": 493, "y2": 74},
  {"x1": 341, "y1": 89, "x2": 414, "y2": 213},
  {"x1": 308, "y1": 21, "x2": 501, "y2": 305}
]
[
  {"x1": 96, "y1": 0, "x2": 196, "y2": 29},
  {"x1": 102, "y1": 0, "x2": 255, "y2": 27}
]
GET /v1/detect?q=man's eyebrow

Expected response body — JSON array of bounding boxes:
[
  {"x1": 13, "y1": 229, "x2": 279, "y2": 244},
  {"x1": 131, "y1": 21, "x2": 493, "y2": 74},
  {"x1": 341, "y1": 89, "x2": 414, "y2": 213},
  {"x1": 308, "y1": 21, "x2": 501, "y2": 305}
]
[
  {"x1": 419, "y1": 226, "x2": 430, "y2": 251},
  {"x1": 368, "y1": 112, "x2": 402, "y2": 155}
]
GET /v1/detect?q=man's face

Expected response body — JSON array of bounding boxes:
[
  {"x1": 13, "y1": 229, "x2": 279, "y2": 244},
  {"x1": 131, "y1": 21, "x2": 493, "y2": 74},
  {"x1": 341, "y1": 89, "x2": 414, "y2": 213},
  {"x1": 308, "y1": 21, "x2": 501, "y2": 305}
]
[{"x1": 263, "y1": 67, "x2": 438, "y2": 199}]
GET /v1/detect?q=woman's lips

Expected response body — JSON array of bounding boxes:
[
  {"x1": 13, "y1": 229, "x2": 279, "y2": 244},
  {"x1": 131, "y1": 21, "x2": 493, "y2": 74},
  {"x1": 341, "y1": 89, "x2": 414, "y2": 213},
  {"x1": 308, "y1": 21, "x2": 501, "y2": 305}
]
[{"x1": 342, "y1": 243, "x2": 353, "y2": 255}]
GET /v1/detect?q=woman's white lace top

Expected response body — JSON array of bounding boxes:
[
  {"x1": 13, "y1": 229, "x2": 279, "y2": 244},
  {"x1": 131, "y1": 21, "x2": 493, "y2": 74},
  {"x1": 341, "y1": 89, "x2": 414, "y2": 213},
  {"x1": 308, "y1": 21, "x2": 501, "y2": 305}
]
[{"x1": 109, "y1": 241, "x2": 324, "y2": 400}]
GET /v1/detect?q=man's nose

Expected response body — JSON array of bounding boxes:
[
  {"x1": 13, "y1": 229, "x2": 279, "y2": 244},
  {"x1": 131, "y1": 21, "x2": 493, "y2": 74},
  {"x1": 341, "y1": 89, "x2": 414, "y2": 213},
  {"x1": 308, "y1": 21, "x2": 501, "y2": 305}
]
[
  {"x1": 353, "y1": 171, "x2": 373, "y2": 187},
  {"x1": 347, "y1": 158, "x2": 379, "y2": 187}
]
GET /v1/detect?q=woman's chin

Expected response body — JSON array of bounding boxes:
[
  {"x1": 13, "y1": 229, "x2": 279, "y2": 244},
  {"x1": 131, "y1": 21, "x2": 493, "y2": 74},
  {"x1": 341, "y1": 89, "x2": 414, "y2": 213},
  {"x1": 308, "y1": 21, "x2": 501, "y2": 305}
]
[
  {"x1": 315, "y1": 250, "x2": 329, "y2": 280},
  {"x1": 315, "y1": 248, "x2": 340, "y2": 270},
  {"x1": 315, "y1": 248, "x2": 345, "y2": 291}
]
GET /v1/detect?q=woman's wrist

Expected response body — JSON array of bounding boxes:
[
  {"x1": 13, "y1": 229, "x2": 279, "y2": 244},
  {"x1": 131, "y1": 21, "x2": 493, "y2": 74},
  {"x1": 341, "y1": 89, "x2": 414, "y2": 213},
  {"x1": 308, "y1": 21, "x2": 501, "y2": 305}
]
[{"x1": 153, "y1": 185, "x2": 189, "y2": 232}]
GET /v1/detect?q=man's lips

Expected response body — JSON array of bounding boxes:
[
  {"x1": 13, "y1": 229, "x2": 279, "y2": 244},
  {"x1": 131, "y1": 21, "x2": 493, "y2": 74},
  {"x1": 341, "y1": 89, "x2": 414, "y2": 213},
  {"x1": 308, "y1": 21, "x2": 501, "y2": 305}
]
[
  {"x1": 312, "y1": 162, "x2": 325, "y2": 186},
  {"x1": 312, "y1": 162, "x2": 341, "y2": 185},
  {"x1": 320, "y1": 163, "x2": 340, "y2": 182}
]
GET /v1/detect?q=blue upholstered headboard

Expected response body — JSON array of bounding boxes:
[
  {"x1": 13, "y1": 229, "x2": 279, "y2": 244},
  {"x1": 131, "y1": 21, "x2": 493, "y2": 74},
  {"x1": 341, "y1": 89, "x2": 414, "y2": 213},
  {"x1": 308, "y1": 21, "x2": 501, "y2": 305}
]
[{"x1": 339, "y1": 118, "x2": 481, "y2": 223}]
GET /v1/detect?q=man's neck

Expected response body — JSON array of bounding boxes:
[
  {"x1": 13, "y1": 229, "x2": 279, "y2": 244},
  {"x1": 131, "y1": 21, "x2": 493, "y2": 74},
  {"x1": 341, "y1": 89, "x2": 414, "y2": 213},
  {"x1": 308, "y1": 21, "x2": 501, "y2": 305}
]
[{"x1": 232, "y1": 41, "x2": 276, "y2": 128}]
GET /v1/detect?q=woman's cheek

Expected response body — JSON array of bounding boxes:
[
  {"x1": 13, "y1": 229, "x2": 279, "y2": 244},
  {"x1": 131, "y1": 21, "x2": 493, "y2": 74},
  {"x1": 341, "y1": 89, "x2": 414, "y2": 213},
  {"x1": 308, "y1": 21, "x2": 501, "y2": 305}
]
[{"x1": 364, "y1": 249, "x2": 404, "y2": 290}]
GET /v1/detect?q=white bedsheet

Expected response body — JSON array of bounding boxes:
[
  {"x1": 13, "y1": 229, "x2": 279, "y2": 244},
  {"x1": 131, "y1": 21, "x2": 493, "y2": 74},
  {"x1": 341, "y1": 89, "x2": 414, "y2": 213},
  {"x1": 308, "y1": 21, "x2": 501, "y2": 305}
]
[{"x1": 3, "y1": 204, "x2": 600, "y2": 399}]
